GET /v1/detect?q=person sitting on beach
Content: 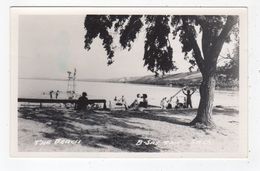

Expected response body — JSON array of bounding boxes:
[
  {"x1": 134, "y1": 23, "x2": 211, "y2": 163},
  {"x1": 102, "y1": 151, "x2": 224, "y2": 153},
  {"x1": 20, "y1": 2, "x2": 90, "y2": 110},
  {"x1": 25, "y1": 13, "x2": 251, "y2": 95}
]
[
  {"x1": 114, "y1": 96, "x2": 123, "y2": 106},
  {"x1": 166, "y1": 99, "x2": 173, "y2": 109},
  {"x1": 120, "y1": 95, "x2": 128, "y2": 110},
  {"x1": 160, "y1": 97, "x2": 167, "y2": 109},
  {"x1": 114, "y1": 96, "x2": 124, "y2": 106},
  {"x1": 76, "y1": 92, "x2": 88, "y2": 111},
  {"x1": 136, "y1": 94, "x2": 143, "y2": 105},
  {"x1": 174, "y1": 97, "x2": 184, "y2": 109},
  {"x1": 114, "y1": 96, "x2": 118, "y2": 102},
  {"x1": 176, "y1": 97, "x2": 179, "y2": 105},
  {"x1": 182, "y1": 88, "x2": 195, "y2": 108},
  {"x1": 129, "y1": 94, "x2": 141, "y2": 108},
  {"x1": 139, "y1": 94, "x2": 148, "y2": 108}
]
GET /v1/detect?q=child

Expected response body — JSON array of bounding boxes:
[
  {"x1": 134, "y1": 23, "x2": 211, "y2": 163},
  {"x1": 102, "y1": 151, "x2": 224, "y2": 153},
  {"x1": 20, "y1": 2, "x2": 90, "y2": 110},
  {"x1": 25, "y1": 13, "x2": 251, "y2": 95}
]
[{"x1": 182, "y1": 88, "x2": 196, "y2": 108}]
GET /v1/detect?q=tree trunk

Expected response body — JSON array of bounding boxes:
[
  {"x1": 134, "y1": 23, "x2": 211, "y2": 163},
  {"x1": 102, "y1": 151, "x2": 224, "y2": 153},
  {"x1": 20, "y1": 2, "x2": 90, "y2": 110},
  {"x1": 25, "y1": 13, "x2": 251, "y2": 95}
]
[
  {"x1": 190, "y1": 73, "x2": 216, "y2": 127},
  {"x1": 188, "y1": 16, "x2": 238, "y2": 128}
]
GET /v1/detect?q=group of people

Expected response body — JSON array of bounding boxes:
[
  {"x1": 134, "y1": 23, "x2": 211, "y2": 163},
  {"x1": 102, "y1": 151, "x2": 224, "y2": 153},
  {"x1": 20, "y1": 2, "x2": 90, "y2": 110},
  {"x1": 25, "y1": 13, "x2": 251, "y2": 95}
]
[
  {"x1": 113, "y1": 96, "x2": 128, "y2": 110},
  {"x1": 48, "y1": 90, "x2": 78, "y2": 100},
  {"x1": 55, "y1": 86, "x2": 195, "y2": 111},
  {"x1": 130, "y1": 93, "x2": 148, "y2": 109},
  {"x1": 160, "y1": 87, "x2": 196, "y2": 109},
  {"x1": 110, "y1": 93, "x2": 149, "y2": 110},
  {"x1": 49, "y1": 90, "x2": 60, "y2": 99}
]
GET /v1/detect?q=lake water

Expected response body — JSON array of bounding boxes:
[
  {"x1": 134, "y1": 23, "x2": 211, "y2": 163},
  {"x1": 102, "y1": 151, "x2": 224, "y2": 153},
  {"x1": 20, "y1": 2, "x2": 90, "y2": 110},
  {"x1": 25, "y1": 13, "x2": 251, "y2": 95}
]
[{"x1": 18, "y1": 79, "x2": 239, "y2": 108}]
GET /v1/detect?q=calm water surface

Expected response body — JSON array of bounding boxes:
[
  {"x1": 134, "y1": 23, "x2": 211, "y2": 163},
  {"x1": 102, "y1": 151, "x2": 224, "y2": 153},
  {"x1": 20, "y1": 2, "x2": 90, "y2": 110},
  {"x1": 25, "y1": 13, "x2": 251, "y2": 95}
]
[{"x1": 18, "y1": 79, "x2": 239, "y2": 107}]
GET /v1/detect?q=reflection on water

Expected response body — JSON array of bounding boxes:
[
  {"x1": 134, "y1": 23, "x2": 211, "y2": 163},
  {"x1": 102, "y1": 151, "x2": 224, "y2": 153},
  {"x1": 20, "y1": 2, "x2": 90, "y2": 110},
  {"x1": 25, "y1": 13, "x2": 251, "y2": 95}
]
[{"x1": 18, "y1": 79, "x2": 239, "y2": 107}]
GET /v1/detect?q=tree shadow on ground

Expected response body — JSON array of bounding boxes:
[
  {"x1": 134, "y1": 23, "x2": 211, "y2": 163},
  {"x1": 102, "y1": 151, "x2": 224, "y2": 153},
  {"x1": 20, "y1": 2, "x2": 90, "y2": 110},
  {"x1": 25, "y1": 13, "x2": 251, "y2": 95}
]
[
  {"x1": 18, "y1": 104, "x2": 239, "y2": 152},
  {"x1": 212, "y1": 106, "x2": 239, "y2": 116},
  {"x1": 18, "y1": 107, "x2": 163, "y2": 152},
  {"x1": 108, "y1": 110, "x2": 192, "y2": 126}
]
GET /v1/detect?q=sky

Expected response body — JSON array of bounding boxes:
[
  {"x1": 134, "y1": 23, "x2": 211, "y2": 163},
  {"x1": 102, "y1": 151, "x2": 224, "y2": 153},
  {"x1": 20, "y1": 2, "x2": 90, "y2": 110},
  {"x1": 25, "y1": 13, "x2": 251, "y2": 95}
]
[{"x1": 18, "y1": 15, "x2": 232, "y2": 79}]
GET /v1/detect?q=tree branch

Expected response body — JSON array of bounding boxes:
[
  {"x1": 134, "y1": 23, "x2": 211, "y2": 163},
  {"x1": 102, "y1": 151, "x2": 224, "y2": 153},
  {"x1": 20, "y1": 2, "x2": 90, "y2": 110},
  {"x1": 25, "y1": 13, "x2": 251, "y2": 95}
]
[
  {"x1": 211, "y1": 16, "x2": 238, "y2": 63},
  {"x1": 201, "y1": 29, "x2": 210, "y2": 58},
  {"x1": 190, "y1": 36, "x2": 205, "y2": 73},
  {"x1": 181, "y1": 17, "x2": 205, "y2": 73}
]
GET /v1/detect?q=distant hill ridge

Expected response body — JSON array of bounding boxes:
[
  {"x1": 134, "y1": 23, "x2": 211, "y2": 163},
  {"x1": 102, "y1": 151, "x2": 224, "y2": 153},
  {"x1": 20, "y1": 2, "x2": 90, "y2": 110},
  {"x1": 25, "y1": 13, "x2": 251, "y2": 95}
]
[{"x1": 107, "y1": 71, "x2": 202, "y2": 87}]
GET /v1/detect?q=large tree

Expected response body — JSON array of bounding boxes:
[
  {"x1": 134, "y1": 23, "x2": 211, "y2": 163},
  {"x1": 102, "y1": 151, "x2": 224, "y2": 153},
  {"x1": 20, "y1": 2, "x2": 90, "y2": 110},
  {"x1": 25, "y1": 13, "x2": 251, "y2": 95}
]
[{"x1": 84, "y1": 15, "x2": 239, "y2": 127}]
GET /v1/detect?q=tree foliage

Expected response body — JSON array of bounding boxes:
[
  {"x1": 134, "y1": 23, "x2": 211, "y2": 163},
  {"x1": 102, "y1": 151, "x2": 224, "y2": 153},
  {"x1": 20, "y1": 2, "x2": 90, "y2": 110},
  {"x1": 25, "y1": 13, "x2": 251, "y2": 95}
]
[
  {"x1": 217, "y1": 46, "x2": 239, "y2": 80},
  {"x1": 84, "y1": 15, "x2": 238, "y2": 76},
  {"x1": 217, "y1": 25, "x2": 239, "y2": 80}
]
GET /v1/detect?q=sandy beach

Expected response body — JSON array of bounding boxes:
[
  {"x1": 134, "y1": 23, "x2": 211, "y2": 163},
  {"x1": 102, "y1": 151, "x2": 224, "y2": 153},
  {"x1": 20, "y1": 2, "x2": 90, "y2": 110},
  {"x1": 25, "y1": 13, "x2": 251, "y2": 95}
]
[{"x1": 18, "y1": 105, "x2": 239, "y2": 153}]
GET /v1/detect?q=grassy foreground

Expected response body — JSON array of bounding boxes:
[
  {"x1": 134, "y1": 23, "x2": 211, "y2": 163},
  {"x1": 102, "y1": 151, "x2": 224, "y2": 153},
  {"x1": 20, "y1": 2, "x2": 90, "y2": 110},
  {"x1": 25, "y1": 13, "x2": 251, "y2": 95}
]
[{"x1": 18, "y1": 105, "x2": 239, "y2": 153}]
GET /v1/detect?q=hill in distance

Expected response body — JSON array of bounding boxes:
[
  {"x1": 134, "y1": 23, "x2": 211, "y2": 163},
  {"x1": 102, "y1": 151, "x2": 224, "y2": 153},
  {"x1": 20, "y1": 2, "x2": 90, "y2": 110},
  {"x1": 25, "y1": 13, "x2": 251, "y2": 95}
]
[{"x1": 106, "y1": 71, "x2": 202, "y2": 87}]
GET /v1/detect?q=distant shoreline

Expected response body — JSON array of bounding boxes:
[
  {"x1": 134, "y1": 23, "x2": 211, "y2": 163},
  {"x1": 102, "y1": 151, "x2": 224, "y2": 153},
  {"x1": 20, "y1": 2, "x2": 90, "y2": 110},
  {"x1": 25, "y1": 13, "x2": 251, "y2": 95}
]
[{"x1": 19, "y1": 76, "x2": 238, "y2": 91}]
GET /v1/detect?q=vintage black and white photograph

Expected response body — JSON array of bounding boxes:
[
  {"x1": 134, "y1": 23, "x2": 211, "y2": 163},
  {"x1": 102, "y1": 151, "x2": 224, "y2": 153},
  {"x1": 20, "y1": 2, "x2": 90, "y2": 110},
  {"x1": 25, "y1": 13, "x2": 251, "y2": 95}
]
[{"x1": 11, "y1": 7, "x2": 247, "y2": 157}]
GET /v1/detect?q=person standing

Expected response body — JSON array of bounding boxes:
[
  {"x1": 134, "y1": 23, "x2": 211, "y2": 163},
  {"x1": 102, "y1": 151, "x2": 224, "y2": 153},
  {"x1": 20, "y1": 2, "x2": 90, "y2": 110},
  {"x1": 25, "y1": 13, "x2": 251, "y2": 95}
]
[
  {"x1": 182, "y1": 88, "x2": 195, "y2": 108},
  {"x1": 49, "y1": 90, "x2": 54, "y2": 99},
  {"x1": 55, "y1": 90, "x2": 60, "y2": 99}
]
